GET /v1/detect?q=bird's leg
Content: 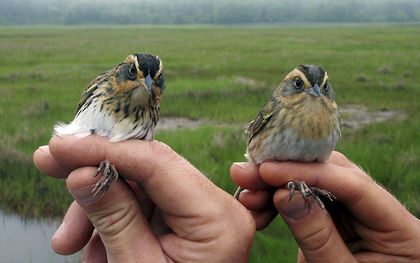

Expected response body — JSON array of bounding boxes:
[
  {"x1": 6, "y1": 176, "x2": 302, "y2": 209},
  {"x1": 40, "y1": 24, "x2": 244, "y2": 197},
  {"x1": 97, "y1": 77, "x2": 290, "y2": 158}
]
[
  {"x1": 310, "y1": 187, "x2": 336, "y2": 214},
  {"x1": 287, "y1": 181, "x2": 312, "y2": 206},
  {"x1": 287, "y1": 181, "x2": 296, "y2": 201},
  {"x1": 310, "y1": 187, "x2": 336, "y2": 202},
  {"x1": 92, "y1": 159, "x2": 119, "y2": 198},
  {"x1": 286, "y1": 181, "x2": 336, "y2": 214}
]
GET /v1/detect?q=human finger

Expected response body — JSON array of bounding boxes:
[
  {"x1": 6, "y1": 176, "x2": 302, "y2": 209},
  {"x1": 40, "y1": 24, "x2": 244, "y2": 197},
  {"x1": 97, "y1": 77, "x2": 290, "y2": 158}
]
[
  {"x1": 49, "y1": 135, "x2": 232, "y2": 219},
  {"x1": 239, "y1": 189, "x2": 273, "y2": 211},
  {"x1": 250, "y1": 209, "x2": 278, "y2": 230},
  {"x1": 236, "y1": 189, "x2": 277, "y2": 230},
  {"x1": 33, "y1": 145, "x2": 70, "y2": 178},
  {"x1": 51, "y1": 201, "x2": 93, "y2": 255},
  {"x1": 230, "y1": 162, "x2": 271, "y2": 191},
  {"x1": 273, "y1": 189, "x2": 356, "y2": 263},
  {"x1": 51, "y1": 135, "x2": 255, "y2": 262},
  {"x1": 259, "y1": 161, "x2": 416, "y2": 231},
  {"x1": 67, "y1": 166, "x2": 167, "y2": 262},
  {"x1": 82, "y1": 230, "x2": 107, "y2": 263},
  {"x1": 327, "y1": 151, "x2": 358, "y2": 168}
]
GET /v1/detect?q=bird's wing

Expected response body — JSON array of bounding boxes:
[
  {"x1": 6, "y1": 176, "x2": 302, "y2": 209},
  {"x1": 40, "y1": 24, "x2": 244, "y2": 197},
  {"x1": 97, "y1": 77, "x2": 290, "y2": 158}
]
[
  {"x1": 246, "y1": 98, "x2": 276, "y2": 144},
  {"x1": 76, "y1": 82, "x2": 98, "y2": 113},
  {"x1": 76, "y1": 71, "x2": 110, "y2": 114}
]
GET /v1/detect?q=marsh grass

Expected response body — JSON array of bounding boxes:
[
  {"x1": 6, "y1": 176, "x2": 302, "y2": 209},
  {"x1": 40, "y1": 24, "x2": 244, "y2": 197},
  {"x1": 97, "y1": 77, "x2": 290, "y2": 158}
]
[{"x1": 1, "y1": 25, "x2": 419, "y2": 262}]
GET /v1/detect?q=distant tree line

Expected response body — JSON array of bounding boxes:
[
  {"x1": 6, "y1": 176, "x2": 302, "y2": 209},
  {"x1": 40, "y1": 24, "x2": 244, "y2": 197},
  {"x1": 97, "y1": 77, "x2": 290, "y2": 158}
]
[{"x1": 1, "y1": 0, "x2": 419, "y2": 25}]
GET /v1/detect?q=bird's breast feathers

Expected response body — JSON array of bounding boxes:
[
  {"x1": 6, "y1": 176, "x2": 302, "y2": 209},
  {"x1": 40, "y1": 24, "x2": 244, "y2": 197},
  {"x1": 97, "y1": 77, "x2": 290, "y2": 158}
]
[
  {"x1": 280, "y1": 92, "x2": 340, "y2": 140},
  {"x1": 246, "y1": 93, "x2": 341, "y2": 164},
  {"x1": 53, "y1": 101, "x2": 156, "y2": 142}
]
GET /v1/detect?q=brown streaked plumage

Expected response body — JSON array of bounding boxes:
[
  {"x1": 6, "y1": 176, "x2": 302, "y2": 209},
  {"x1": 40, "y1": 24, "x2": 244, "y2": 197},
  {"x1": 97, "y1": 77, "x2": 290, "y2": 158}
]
[
  {"x1": 54, "y1": 52, "x2": 164, "y2": 198},
  {"x1": 235, "y1": 65, "x2": 342, "y2": 213}
]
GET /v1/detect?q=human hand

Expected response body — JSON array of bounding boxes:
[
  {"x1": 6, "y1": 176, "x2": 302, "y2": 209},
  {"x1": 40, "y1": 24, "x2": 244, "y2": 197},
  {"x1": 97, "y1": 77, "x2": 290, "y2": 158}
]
[
  {"x1": 231, "y1": 151, "x2": 420, "y2": 262},
  {"x1": 34, "y1": 135, "x2": 255, "y2": 263}
]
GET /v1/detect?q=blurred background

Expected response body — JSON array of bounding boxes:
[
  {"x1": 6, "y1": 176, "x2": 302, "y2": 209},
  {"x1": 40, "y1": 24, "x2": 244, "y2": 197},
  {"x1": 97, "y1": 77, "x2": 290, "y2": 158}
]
[
  {"x1": 1, "y1": 0, "x2": 420, "y2": 25},
  {"x1": 0, "y1": 0, "x2": 419, "y2": 262}
]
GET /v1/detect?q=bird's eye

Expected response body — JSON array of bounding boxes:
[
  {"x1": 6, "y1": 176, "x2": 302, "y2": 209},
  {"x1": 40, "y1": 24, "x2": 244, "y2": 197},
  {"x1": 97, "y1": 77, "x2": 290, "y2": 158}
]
[
  {"x1": 129, "y1": 64, "x2": 137, "y2": 75},
  {"x1": 294, "y1": 78, "x2": 303, "y2": 89}
]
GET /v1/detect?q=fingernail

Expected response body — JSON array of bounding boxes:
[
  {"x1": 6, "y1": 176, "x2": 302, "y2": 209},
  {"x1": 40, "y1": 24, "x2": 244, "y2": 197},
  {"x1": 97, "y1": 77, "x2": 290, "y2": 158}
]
[
  {"x1": 278, "y1": 195, "x2": 310, "y2": 219},
  {"x1": 69, "y1": 185, "x2": 102, "y2": 205},
  {"x1": 52, "y1": 222, "x2": 65, "y2": 241},
  {"x1": 37, "y1": 145, "x2": 49, "y2": 155},
  {"x1": 233, "y1": 162, "x2": 255, "y2": 170}
]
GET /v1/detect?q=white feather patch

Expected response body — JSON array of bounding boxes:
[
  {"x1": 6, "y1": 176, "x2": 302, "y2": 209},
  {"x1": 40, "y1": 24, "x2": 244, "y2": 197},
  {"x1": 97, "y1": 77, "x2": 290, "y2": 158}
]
[{"x1": 53, "y1": 105, "x2": 154, "y2": 142}]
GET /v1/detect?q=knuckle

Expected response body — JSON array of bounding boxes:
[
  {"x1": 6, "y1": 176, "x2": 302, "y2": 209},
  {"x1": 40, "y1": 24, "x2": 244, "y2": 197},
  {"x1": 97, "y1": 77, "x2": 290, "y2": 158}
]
[
  {"x1": 343, "y1": 166, "x2": 375, "y2": 206},
  {"x1": 146, "y1": 140, "x2": 186, "y2": 178},
  {"x1": 298, "y1": 224, "x2": 333, "y2": 253},
  {"x1": 333, "y1": 151, "x2": 348, "y2": 162},
  {"x1": 150, "y1": 140, "x2": 182, "y2": 163},
  {"x1": 353, "y1": 165, "x2": 374, "y2": 184},
  {"x1": 329, "y1": 151, "x2": 351, "y2": 166},
  {"x1": 92, "y1": 200, "x2": 138, "y2": 240},
  {"x1": 151, "y1": 140, "x2": 175, "y2": 159},
  {"x1": 151, "y1": 140, "x2": 173, "y2": 154}
]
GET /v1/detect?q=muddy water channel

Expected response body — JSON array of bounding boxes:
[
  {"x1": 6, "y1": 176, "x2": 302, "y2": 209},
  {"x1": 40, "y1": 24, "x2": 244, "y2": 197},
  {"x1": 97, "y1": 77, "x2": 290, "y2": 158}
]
[{"x1": 0, "y1": 209, "x2": 81, "y2": 263}]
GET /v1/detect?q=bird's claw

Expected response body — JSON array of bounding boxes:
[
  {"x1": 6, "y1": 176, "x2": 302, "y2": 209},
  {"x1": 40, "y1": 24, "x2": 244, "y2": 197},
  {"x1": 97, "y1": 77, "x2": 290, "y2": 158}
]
[
  {"x1": 287, "y1": 181, "x2": 295, "y2": 201},
  {"x1": 286, "y1": 180, "x2": 336, "y2": 214},
  {"x1": 92, "y1": 160, "x2": 119, "y2": 198}
]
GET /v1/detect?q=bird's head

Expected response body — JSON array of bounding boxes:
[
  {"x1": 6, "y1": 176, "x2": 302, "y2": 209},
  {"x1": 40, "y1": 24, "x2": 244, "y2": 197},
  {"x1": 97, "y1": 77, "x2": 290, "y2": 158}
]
[
  {"x1": 111, "y1": 52, "x2": 164, "y2": 107},
  {"x1": 277, "y1": 64, "x2": 334, "y2": 102}
]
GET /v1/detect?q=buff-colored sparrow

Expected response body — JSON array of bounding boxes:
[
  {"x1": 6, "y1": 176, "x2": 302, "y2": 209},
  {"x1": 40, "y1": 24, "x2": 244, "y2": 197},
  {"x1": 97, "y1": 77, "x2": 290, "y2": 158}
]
[{"x1": 235, "y1": 65, "x2": 342, "y2": 213}]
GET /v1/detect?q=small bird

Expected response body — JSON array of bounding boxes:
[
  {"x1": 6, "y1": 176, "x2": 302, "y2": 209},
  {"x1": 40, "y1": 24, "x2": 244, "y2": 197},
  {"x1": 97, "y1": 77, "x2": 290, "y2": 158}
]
[
  {"x1": 54, "y1": 52, "x2": 164, "y2": 197},
  {"x1": 234, "y1": 65, "x2": 342, "y2": 213}
]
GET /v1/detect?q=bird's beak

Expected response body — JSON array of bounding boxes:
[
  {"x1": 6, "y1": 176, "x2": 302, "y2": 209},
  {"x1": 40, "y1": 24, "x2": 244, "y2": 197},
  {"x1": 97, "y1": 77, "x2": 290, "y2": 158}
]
[
  {"x1": 145, "y1": 74, "x2": 152, "y2": 93},
  {"x1": 306, "y1": 83, "x2": 321, "y2": 97}
]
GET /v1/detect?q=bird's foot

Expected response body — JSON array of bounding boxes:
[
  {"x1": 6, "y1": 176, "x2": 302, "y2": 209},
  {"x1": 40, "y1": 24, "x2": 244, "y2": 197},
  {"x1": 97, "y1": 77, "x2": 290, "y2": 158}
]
[
  {"x1": 286, "y1": 181, "x2": 336, "y2": 214},
  {"x1": 92, "y1": 160, "x2": 119, "y2": 198}
]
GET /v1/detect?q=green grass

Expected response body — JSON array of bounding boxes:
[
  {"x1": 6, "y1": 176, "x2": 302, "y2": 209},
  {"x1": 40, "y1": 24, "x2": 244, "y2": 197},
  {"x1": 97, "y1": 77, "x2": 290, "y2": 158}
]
[{"x1": 1, "y1": 25, "x2": 419, "y2": 262}]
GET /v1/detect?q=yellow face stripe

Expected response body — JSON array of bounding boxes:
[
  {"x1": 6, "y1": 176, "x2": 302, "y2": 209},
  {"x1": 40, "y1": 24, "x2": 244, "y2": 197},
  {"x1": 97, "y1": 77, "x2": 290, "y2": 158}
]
[
  {"x1": 285, "y1": 68, "x2": 328, "y2": 89},
  {"x1": 124, "y1": 55, "x2": 138, "y2": 68},
  {"x1": 124, "y1": 54, "x2": 145, "y2": 79},
  {"x1": 285, "y1": 69, "x2": 312, "y2": 88},
  {"x1": 320, "y1": 71, "x2": 328, "y2": 88},
  {"x1": 124, "y1": 54, "x2": 162, "y2": 80},
  {"x1": 154, "y1": 56, "x2": 163, "y2": 80}
]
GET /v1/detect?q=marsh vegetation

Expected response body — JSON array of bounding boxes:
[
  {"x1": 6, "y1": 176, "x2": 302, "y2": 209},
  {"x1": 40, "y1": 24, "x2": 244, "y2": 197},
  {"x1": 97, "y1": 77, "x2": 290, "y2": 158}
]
[{"x1": 0, "y1": 25, "x2": 419, "y2": 262}]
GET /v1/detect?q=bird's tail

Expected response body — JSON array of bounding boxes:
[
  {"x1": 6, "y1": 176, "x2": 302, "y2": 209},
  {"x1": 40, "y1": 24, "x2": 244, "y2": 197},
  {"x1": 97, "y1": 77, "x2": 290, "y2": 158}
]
[{"x1": 53, "y1": 122, "x2": 90, "y2": 138}]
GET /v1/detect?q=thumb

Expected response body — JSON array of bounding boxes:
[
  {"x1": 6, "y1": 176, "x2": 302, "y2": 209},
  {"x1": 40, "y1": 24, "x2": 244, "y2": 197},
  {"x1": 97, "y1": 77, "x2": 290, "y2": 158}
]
[
  {"x1": 273, "y1": 189, "x2": 356, "y2": 263},
  {"x1": 67, "y1": 166, "x2": 167, "y2": 262}
]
